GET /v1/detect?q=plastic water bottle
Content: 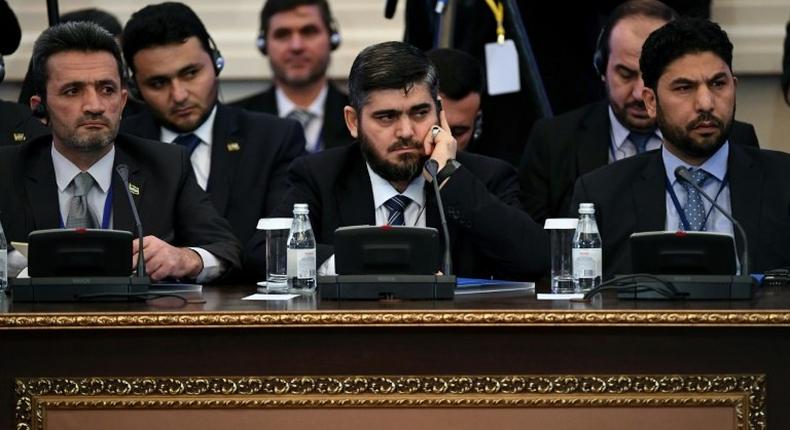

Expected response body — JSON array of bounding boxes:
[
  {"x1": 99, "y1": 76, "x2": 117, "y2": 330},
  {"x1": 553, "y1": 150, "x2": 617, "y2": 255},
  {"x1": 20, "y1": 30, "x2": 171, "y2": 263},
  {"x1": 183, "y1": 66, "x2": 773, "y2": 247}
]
[
  {"x1": 287, "y1": 203, "x2": 316, "y2": 293},
  {"x1": 0, "y1": 220, "x2": 7, "y2": 292},
  {"x1": 572, "y1": 203, "x2": 602, "y2": 293}
]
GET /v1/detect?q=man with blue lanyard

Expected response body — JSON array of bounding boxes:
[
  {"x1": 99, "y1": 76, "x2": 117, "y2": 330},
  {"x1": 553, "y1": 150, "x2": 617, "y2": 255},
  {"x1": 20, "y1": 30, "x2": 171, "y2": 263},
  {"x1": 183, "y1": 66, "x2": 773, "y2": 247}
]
[
  {"x1": 0, "y1": 22, "x2": 242, "y2": 282},
  {"x1": 571, "y1": 17, "x2": 790, "y2": 279}
]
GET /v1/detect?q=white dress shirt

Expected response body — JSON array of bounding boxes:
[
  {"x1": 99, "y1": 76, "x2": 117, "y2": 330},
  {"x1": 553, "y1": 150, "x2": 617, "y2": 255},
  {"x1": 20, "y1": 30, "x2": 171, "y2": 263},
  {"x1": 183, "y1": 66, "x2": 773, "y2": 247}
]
[
  {"x1": 608, "y1": 106, "x2": 663, "y2": 162},
  {"x1": 276, "y1": 84, "x2": 327, "y2": 153},
  {"x1": 160, "y1": 105, "x2": 217, "y2": 191},
  {"x1": 52, "y1": 144, "x2": 115, "y2": 229}
]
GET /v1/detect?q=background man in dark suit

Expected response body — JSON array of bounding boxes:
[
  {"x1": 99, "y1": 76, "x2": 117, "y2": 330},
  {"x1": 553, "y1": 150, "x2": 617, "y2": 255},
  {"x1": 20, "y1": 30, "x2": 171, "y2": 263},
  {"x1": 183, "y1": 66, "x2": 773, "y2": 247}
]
[
  {"x1": 119, "y1": 2, "x2": 306, "y2": 279},
  {"x1": 519, "y1": 0, "x2": 760, "y2": 224},
  {"x1": 426, "y1": 48, "x2": 484, "y2": 152},
  {"x1": 258, "y1": 41, "x2": 549, "y2": 280},
  {"x1": 231, "y1": 0, "x2": 353, "y2": 152},
  {"x1": 571, "y1": 17, "x2": 790, "y2": 278},
  {"x1": 0, "y1": 22, "x2": 241, "y2": 281}
]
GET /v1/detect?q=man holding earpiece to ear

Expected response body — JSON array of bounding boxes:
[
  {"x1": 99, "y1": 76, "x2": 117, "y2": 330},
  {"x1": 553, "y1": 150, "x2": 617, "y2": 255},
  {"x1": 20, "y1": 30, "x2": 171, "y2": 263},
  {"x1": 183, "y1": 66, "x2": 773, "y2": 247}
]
[
  {"x1": 251, "y1": 41, "x2": 549, "y2": 281},
  {"x1": 119, "y1": 2, "x2": 306, "y2": 280},
  {"x1": 232, "y1": 0, "x2": 354, "y2": 152}
]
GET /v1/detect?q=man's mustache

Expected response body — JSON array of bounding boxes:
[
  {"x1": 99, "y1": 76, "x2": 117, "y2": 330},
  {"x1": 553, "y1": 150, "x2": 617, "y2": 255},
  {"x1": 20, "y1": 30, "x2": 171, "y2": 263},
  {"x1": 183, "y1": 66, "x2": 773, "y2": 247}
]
[
  {"x1": 687, "y1": 112, "x2": 723, "y2": 130},
  {"x1": 387, "y1": 138, "x2": 422, "y2": 152}
]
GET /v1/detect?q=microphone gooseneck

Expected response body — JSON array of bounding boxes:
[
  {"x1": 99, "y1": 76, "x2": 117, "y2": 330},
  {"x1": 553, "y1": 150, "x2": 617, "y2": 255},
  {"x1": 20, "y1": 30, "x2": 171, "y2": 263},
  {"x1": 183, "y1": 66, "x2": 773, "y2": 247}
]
[
  {"x1": 673, "y1": 166, "x2": 749, "y2": 275},
  {"x1": 115, "y1": 164, "x2": 147, "y2": 278},
  {"x1": 424, "y1": 159, "x2": 452, "y2": 275}
]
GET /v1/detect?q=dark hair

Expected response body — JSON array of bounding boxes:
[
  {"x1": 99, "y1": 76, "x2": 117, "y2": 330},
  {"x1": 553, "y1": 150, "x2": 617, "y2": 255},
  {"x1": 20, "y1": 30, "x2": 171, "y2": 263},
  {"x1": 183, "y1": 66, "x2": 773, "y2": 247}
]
[
  {"x1": 640, "y1": 17, "x2": 733, "y2": 91},
  {"x1": 122, "y1": 2, "x2": 213, "y2": 74},
  {"x1": 260, "y1": 0, "x2": 333, "y2": 35},
  {"x1": 427, "y1": 48, "x2": 483, "y2": 100},
  {"x1": 30, "y1": 21, "x2": 126, "y2": 99},
  {"x1": 596, "y1": 0, "x2": 678, "y2": 74},
  {"x1": 348, "y1": 41, "x2": 438, "y2": 112},
  {"x1": 61, "y1": 8, "x2": 122, "y2": 37}
]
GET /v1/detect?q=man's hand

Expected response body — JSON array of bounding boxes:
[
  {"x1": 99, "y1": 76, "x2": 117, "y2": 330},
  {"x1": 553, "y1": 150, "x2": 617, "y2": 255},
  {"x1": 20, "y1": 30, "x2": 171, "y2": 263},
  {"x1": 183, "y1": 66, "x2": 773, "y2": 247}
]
[
  {"x1": 422, "y1": 106, "x2": 457, "y2": 171},
  {"x1": 132, "y1": 235, "x2": 203, "y2": 281}
]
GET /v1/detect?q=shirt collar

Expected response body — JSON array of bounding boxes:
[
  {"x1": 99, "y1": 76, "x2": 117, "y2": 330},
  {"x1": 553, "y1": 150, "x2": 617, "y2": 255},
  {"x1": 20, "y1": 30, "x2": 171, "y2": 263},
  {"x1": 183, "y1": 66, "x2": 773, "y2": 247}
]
[
  {"x1": 662, "y1": 140, "x2": 730, "y2": 184},
  {"x1": 160, "y1": 104, "x2": 218, "y2": 145},
  {"x1": 365, "y1": 162, "x2": 426, "y2": 210},
  {"x1": 607, "y1": 105, "x2": 663, "y2": 149},
  {"x1": 275, "y1": 83, "x2": 328, "y2": 118},
  {"x1": 51, "y1": 143, "x2": 116, "y2": 193}
]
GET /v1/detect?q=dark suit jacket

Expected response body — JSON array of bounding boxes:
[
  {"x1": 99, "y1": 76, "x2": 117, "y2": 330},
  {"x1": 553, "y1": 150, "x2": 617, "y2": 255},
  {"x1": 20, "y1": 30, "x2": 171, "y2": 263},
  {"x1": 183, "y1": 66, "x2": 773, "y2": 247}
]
[
  {"x1": 0, "y1": 133, "x2": 242, "y2": 276},
  {"x1": 0, "y1": 100, "x2": 48, "y2": 146},
  {"x1": 569, "y1": 144, "x2": 790, "y2": 278},
  {"x1": 519, "y1": 100, "x2": 761, "y2": 224},
  {"x1": 253, "y1": 143, "x2": 550, "y2": 280},
  {"x1": 230, "y1": 82, "x2": 354, "y2": 151},
  {"x1": 120, "y1": 104, "x2": 306, "y2": 276}
]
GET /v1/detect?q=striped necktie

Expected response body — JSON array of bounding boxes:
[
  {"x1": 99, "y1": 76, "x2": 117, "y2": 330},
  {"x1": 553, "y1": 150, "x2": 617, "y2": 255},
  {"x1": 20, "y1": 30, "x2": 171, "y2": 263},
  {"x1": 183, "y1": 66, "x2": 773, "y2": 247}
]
[{"x1": 383, "y1": 195, "x2": 412, "y2": 226}]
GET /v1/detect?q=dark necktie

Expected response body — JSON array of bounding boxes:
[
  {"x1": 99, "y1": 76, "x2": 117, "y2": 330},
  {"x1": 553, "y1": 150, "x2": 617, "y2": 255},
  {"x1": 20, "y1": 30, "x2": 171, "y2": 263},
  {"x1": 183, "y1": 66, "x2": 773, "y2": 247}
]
[
  {"x1": 628, "y1": 132, "x2": 653, "y2": 154},
  {"x1": 66, "y1": 172, "x2": 98, "y2": 229},
  {"x1": 679, "y1": 168, "x2": 713, "y2": 231},
  {"x1": 383, "y1": 195, "x2": 412, "y2": 226},
  {"x1": 174, "y1": 133, "x2": 201, "y2": 156}
]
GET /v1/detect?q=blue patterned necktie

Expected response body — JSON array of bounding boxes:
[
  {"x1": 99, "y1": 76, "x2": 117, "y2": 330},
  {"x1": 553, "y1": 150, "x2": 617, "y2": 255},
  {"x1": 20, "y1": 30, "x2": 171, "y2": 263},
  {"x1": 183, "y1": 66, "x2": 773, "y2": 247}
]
[
  {"x1": 628, "y1": 132, "x2": 652, "y2": 154},
  {"x1": 679, "y1": 168, "x2": 713, "y2": 231},
  {"x1": 66, "y1": 172, "x2": 98, "y2": 229},
  {"x1": 173, "y1": 133, "x2": 201, "y2": 155},
  {"x1": 383, "y1": 195, "x2": 412, "y2": 226}
]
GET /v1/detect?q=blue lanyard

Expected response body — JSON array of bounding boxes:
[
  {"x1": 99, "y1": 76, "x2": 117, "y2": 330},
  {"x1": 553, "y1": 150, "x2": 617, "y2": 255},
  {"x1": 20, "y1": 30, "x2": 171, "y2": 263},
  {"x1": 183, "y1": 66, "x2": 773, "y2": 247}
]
[
  {"x1": 58, "y1": 183, "x2": 114, "y2": 230},
  {"x1": 665, "y1": 174, "x2": 728, "y2": 231}
]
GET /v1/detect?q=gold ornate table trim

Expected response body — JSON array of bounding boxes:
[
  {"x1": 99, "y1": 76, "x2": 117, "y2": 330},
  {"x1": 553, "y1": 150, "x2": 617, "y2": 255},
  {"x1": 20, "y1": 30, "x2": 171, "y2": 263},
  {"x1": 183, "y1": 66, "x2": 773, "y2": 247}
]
[
  {"x1": 2, "y1": 310, "x2": 790, "y2": 329},
  {"x1": 15, "y1": 375, "x2": 765, "y2": 430}
]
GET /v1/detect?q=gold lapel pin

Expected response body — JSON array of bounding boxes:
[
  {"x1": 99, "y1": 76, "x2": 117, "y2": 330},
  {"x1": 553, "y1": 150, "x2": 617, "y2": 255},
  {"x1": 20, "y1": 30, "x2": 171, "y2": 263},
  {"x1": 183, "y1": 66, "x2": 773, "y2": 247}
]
[
  {"x1": 129, "y1": 183, "x2": 140, "y2": 195},
  {"x1": 226, "y1": 142, "x2": 241, "y2": 152},
  {"x1": 12, "y1": 132, "x2": 26, "y2": 142}
]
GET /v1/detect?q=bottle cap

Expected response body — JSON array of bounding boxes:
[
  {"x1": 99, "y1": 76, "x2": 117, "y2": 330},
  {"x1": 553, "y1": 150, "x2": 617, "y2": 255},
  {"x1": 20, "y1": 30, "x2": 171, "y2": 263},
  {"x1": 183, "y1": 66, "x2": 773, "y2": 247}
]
[
  {"x1": 579, "y1": 203, "x2": 595, "y2": 214},
  {"x1": 293, "y1": 203, "x2": 309, "y2": 215}
]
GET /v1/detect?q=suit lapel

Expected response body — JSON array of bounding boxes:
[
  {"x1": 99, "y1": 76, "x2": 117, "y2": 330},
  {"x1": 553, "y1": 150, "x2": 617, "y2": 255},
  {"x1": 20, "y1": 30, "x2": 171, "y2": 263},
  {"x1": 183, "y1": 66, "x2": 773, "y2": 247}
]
[
  {"x1": 206, "y1": 106, "x2": 239, "y2": 215},
  {"x1": 122, "y1": 111, "x2": 160, "y2": 140},
  {"x1": 336, "y1": 150, "x2": 375, "y2": 227},
  {"x1": 111, "y1": 139, "x2": 147, "y2": 233},
  {"x1": 24, "y1": 143, "x2": 60, "y2": 230},
  {"x1": 727, "y1": 145, "x2": 761, "y2": 260},
  {"x1": 322, "y1": 84, "x2": 349, "y2": 150},
  {"x1": 631, "y1": 152, "x2": 666, "y2": 231},
  {"x1": 576, "y1": 101, "x2": 612, "y2": 177}
]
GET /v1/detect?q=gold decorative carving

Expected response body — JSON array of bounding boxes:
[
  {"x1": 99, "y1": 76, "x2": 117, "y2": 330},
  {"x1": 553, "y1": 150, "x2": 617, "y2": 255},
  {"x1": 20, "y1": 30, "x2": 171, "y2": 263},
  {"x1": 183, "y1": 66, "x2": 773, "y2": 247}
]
[
  {"x1": 16, "y1": 374, "x2": 765, "y2": 430},
  {"x1": 3, "y1": 310, "x2": 790, "y2": 329}
]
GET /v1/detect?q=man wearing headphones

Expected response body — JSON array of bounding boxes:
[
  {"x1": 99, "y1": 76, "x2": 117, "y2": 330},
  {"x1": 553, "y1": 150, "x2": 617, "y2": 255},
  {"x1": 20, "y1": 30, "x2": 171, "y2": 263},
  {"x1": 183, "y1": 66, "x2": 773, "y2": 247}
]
[
  {"x1": 518, "y1": 0, "x2": 759, "y2": 224},
  {"x1": 231, "y1": 0, "x2": 354, "y2": 152},
  {"x1": 119, "y1": 2, "x2": 306, "y2": 280}
]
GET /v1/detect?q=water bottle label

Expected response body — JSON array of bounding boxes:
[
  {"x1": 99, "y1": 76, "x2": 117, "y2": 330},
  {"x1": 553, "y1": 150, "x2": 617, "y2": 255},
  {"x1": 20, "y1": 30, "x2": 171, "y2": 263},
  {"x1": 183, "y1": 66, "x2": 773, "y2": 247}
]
[
  {"x1": 572, "y1": 248, "x2": 602, "y2": 279},
  {"x1": 287, "y1": 248, "x2": 316, "y2": 279}
]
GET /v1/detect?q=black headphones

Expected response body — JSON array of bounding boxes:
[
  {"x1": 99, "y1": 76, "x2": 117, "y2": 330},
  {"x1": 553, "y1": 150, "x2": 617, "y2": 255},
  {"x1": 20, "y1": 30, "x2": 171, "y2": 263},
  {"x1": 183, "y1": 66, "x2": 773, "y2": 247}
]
[
  {"x1": 32, "y1": 98, "x2": 47, "y2": 120},
  {"x1": 128, "y1": 35, "x2": 225, "y2": 101},
  {"x1": 0, "y1": 55, "x2": 5, "y2": 84},
  {"x1": 592, "y1": 26, "x2": 608, "y2": 78},
  {"x1": 256, "y1": 16, "x2": 340, "y2": 56}
]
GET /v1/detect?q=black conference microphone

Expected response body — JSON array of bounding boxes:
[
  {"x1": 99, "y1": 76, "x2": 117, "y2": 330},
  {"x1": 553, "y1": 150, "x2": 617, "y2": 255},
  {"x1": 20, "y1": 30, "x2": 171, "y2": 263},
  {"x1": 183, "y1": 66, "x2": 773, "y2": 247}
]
[
  {"x1": 424, "y1": 159, "x2": 452, "y2": 275},
  {"x1": 115, "y1": 164, "x2": 147, "y2": 278},
  {"x1": 674, "y1": 166, "x2": 749, "y2": 275},
  {"x1": 384, "y1": 0, "x2": 398, "y2": 19}
]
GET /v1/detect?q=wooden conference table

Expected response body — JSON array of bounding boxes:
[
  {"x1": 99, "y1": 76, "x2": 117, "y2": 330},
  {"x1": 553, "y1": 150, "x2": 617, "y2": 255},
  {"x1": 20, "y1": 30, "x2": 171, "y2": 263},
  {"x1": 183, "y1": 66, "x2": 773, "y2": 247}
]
[{"x1": 1, "y1": 283, "x2": 789, "y2": 429}]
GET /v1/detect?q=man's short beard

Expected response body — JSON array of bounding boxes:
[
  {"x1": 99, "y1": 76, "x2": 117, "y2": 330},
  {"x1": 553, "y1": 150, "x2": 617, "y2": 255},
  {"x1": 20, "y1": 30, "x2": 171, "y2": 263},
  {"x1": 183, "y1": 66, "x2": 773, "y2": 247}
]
[
  {"x1": 272, "y1": 56, "x2": 330, "y2": 89},
  {"x1": 359, "y1": 128, "x2": 427, "y2": 184},
  {"x1": 657, "y1": 101, "x2": 734, "y2": 159}
]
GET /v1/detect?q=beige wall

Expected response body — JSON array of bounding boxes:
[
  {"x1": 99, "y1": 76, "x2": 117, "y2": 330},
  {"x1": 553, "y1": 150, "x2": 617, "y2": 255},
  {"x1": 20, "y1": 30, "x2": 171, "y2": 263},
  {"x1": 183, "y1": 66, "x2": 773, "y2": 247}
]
[{"x1": 3, "y1": 0, "x2": 790, "y2": 151}]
